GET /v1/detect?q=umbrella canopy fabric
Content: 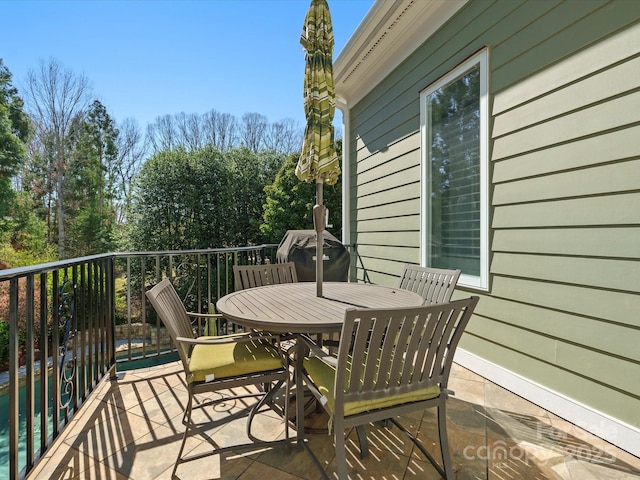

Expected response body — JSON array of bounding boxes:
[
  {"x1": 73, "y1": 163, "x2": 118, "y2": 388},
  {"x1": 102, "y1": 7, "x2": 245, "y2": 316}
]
[
  {"x1": 296, "y1": 0, "x2": 340, "y2": 186},
  {"x1": 297, "y1": 0, "x2": 341, "y2": 297}
]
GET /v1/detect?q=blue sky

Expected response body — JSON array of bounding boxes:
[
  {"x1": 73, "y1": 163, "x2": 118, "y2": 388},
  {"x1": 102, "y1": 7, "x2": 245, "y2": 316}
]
[{"x1": 0, "y1": 0, "x2": 372, "y2": 129}]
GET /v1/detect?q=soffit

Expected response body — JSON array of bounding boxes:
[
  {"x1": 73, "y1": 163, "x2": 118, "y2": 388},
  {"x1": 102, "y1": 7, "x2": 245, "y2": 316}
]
[{"x1": 334, "y1": 0, "x2": 467, "y2": 110}]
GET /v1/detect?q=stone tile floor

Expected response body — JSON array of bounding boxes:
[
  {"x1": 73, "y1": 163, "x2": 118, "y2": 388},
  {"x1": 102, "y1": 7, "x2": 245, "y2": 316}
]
[{"x1": 26, "y1": 360, "x2": 640, "y2": 479}]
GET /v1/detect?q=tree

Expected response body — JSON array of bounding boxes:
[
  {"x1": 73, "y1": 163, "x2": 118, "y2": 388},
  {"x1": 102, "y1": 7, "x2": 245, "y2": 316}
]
[
  {"x1": 114, "y1": 117, "x2": 145, "y2": 225},
  {"x1": 264, "y1": 118, "x2": 302, "y2": 154},
  {"x1": 203, "y1": 109, "x2": 238, "y2": 151},
  {"x1": 7, "y1": 190, "x2": 51, "y2": 254},
  {"x1": 146, "y1": 109, "x2": 303, "y2": 156},
  {"x1": 146, "y1": 114, "x2": 178, "y2": 154},
  {"x1": 22, "y1": 130, "x2": 56, "y2": 243},
  {"x1": 240, "y1": 112, "x2": 268, "y2": 153},
  {"x1": 65, "y1": 100, "x2": 118, "y2": 256},
  {"x1": 261, "y1": 140, "x2": 342, "y2": 243},
  {"x1": 225, "y1": 148, "x2": 284, "y2": 246},
  {"x1": 0, "y1": 58, "x2": 30, "y2": 222},
  {"x1": 24, "y1": 58, "x2": 92, "y2": 258},
  {"x1": 127, "y1": 147, "x2": 229, "y2": 251},
  {"x1": 127, "y1": 145, "x2": 282, "y2": 252},
  {"x1": 176, "y1": 112, "x2": 205, "y2": 152}
]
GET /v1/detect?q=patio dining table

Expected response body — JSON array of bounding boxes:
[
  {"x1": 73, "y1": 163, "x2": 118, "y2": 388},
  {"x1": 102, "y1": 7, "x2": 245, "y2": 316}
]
[{"x1": 216, "y1": 281, "x2": 423, "y2": 442}]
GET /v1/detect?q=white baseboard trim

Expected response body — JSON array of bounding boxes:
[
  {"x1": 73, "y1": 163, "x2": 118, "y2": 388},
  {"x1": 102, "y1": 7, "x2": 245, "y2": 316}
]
[{"x1": 454, "y1": 348, "x2": 640, "y2": 459}]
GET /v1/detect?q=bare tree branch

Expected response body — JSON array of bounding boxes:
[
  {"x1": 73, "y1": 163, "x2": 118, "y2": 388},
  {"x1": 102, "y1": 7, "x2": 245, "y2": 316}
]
[
  {"x1": 240, "y1": 112, "x2": 268, "y2": 153},
  {"x1": 24, "y1": 58, "x2": 92, "y2": 257},
  {"x1": 264, "y1": 118, "x2": 303, "y2": 154},
  {"x1": 115, "y1": 117, "x2": 145, "y2": 223}
]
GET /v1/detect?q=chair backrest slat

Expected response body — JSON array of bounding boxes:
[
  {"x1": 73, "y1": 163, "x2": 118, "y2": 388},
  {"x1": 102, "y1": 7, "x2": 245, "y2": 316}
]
[
  {"x1": 346, "y1": 315, "x2": 369, "y2": 394},
  {"x1": 394, "y1": 316, "x2": 417, "y2": 386},
  {"x1": 146, "y1": 278, "x2": 195, "y2": 370},
  {"x1": 336, "y1": 297, "x2": 478, "y2": 408},
  {"x1": 398, "y1": 265, "x2": 461, "y2": 304},
  {"x1": 382, "y1": 316, "x2": 405, "y2": 389},
  {"x1": 233, "y1": 262, "x2": 298, "y2": 290}
]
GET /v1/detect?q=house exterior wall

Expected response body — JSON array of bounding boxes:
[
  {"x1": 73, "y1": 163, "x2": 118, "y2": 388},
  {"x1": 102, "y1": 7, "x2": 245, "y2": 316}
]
[{"x1": 344, "y1": 0, "x2": 640, "y2": 451}]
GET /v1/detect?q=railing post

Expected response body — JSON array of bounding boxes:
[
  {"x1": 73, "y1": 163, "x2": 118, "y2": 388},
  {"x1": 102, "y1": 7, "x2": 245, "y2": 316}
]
[
  {"x1": 39, "y1": 272, "x2": 48, "y2": 454},
  {"x1": 25, "y1": 276, "x2": 35, "y2": 471},
  {"x1": 9, "y1": 279, "x2": 19, "y2": 480},
  {"x1": 51, "y1": 272, "x2": 60, "y2": 435},
  {"x1": 72, "y1": 265, "x2": 80, "y2": 414},
  {"x1": 107, "y1": 256, "x2": 118, "y2": 380},
  {"x1": 90, "y1": 261, "x2": 96, "y2": 381}
]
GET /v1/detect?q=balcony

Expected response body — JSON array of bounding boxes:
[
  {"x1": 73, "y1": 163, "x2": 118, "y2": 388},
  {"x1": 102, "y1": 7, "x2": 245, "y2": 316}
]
[
  {"x1": 24, "y1": 360, "x2": 640, "y2": 479},
  {"x1": 2, "y1": 247, "x2": 640, "y2": 479}
]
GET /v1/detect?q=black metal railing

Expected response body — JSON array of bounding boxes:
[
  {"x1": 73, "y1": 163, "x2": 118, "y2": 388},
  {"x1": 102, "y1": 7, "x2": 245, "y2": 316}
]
[
  {"x1": 0, "y1": 244, "x2": 277, "y2": 480},
  {"x1": 111, "y1": 245, "x2": 277, "y2": 364},
  {"x1": 0, "y1": 254, "x2": 115, "y2": 480}
]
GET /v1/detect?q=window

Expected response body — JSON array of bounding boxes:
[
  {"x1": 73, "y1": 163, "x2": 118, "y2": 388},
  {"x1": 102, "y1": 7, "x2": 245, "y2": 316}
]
[{"x1": 420, "y1": 49, "x2": 488, "y2": 290}]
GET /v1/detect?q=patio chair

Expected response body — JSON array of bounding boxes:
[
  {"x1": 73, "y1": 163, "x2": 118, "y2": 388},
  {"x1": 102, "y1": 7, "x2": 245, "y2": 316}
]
[
  {"x1": 398, "y1": 264, "x2": 461, "y2": 304},
  {"x1": 354, "y1": 264, "x2": 463, "y2": 456},
  {"x1": 233, "y1": 261, "x2": 301, "y2": 341},
  {"x1": 146, "y1": 278, "x2": 290, "y2": 478},
  {"x1": 233, "y1": 262, "x2": 298, "y2": 290},
  {"x1": 298, "y1": 296, "x2": 479, "y2": 480}
]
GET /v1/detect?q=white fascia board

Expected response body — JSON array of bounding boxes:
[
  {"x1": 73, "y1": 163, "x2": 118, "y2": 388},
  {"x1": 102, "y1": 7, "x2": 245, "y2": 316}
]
[{"x1": 334, "y1": 0, "x2": 468, "y2": 109}]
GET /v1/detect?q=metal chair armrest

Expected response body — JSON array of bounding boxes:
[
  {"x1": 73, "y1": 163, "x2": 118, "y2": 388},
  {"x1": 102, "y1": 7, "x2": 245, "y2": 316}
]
[
  {"x1": 188, "y1": 311, "x2": 223, "y2": 319},
  {"x1": 299, "y1": 334, "x2": 338, "y2": 368},
  {"x1": 176, "y1": 332, "x2": 281, "y2": 346}
]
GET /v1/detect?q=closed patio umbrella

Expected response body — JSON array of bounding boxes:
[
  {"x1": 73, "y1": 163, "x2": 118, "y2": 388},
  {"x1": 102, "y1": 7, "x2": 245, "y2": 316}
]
[{"x1": 296, "y1": 0, "x2": 340, "y2": 297}]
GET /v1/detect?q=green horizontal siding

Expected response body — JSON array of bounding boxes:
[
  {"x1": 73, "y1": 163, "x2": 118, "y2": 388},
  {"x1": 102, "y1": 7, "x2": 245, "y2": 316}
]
[
  {"x1": 355, "y1": 165, "x2": 420, "y2": 197},
  {"x1": 491, "y1": 253, "x2": 640, "y2": 292},
  {"x1": 354, "y1": 231, "x2": 420, "y2": 249},
  {"x1": 355, "y1": 183, "x2": 419, "y2": 210},
  {"x1": 493, "y1": 125, "x2": 640, "y2": 182},
  {"x1": 356, "y1": 215, "x2": 419, "y2": 233},
  {"x1": 493, "y1": 160, "x2": 640, "y2": 205},
  {"x1": 354, "y1": 244, "x2": 419, "y2": 265},
  {"x1": 356, "y1": 199, "x2": 419, "y2": 221},
  {"x1": 493, "y1": 193, "x2": 640, "y2": 227},
  {"x1": 492, "y1": 228, "x2": 640, "y2": 258},
  {"x1": 493, "y1": 56, "x2": 640, "y2": 137},
  {"x1": 489, "y1": 276, "x2": 639, "y2": 327},
  {"x1": 347, "y1": 0, "x2": 640, "y2": 433},
  {"x1": 461, "y1": 294, "x2": 640, "y2": 362},
  {"x1": 492, "y1": 91, "x2": 640, "y2": 160}
]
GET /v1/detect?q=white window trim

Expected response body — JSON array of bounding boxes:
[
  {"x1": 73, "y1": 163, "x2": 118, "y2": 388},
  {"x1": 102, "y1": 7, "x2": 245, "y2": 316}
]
[{"x1": 419, "y1": 48, "x2": 489, "y2": 291}]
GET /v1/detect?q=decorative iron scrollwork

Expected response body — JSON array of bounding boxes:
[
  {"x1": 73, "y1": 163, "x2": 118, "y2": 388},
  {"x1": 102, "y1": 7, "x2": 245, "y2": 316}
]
[{"x1": 58, "y1": 275, "x2": 77, "y2": 411}]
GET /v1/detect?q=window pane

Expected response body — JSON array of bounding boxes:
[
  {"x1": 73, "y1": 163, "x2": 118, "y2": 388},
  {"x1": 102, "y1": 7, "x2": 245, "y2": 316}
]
[{"x1": 427, "y1": 66, "x2": 480, "y2": 275}]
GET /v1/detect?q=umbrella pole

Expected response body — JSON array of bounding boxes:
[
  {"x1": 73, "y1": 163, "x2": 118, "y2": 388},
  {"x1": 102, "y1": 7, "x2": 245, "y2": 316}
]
[{"x1": 314, "y1": 181, "x2": 324, "y2": 297}]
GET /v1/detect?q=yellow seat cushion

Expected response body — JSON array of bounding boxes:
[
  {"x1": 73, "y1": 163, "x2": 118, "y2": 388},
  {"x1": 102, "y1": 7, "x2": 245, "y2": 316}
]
[
  {"x1": 304, "y1": 356, "x2": 441, "y2": 417},
  {"x1": 188, "y1": 336, "x2": 283, "y2": 383}
]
